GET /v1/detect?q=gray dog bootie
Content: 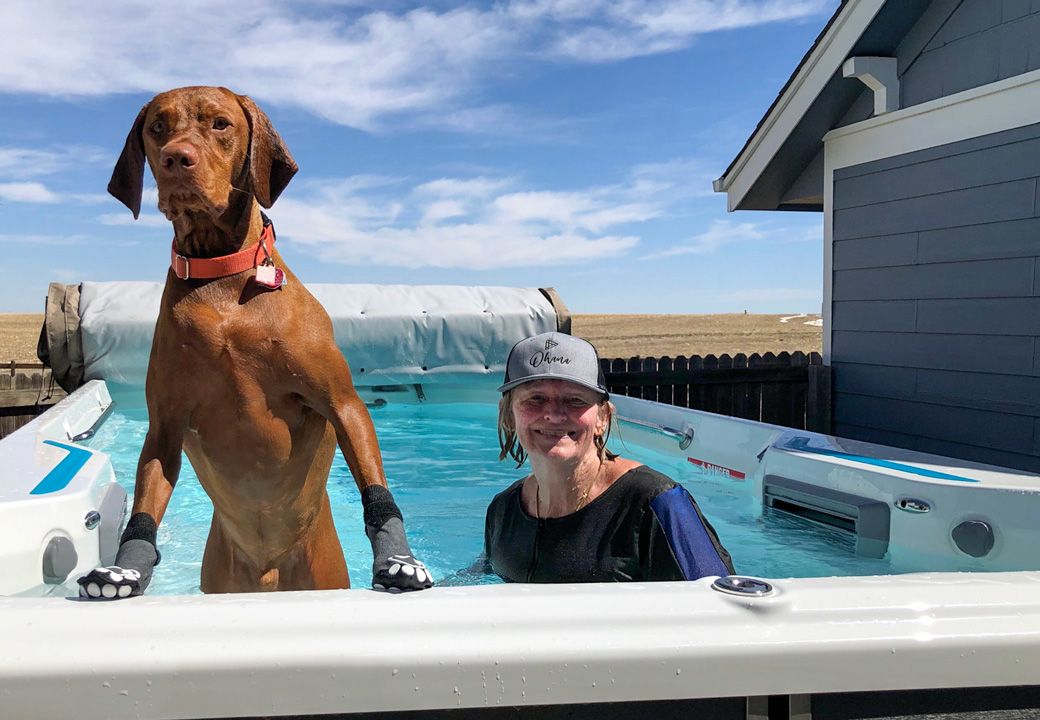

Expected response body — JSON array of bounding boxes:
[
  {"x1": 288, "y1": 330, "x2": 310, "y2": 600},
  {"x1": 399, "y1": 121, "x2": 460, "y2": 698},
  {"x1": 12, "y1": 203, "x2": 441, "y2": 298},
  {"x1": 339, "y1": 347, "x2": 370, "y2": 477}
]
[
  {"x1": 77, "y1": 513, "x2": 160, "y2": 600},
  {"x1": 362, "y1": 485, "x2": 433, "y2": 592}
]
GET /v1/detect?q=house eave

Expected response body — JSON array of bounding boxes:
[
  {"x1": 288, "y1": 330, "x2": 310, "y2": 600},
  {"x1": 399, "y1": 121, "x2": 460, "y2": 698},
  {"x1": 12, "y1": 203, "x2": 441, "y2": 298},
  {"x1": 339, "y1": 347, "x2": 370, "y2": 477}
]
[{"x1": 715, "y1": 0, "x2": 888, "y2": 212}]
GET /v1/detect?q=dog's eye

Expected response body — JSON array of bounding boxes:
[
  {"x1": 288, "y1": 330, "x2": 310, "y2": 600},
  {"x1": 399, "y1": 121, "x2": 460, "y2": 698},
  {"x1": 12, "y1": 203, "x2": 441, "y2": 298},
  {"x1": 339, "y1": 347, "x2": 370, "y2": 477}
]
[
  {"x1": 213, "y1": 117, "x2": 230, "y2": 130},
  {"x1": 149, "y1": 121, "x2": 165, "y2": 135}
]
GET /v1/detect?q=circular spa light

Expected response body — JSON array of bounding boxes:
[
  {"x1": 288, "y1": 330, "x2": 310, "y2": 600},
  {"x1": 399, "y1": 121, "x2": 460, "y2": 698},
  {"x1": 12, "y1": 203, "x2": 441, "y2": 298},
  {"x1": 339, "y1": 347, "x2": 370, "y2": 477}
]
[
  {"x1": 711, "y1": 575, "x2": 774, "y2": 597},
  {"x1": 952, "y1": 520, "x2": 995, "y2": 558}
]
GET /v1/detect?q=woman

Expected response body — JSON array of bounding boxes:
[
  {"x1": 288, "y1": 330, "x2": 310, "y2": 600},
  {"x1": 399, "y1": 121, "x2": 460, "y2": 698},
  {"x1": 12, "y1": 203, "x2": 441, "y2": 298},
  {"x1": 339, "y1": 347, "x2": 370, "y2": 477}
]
[{"x1": 484, "y1": 331, "x2": 734, "y2": 583}]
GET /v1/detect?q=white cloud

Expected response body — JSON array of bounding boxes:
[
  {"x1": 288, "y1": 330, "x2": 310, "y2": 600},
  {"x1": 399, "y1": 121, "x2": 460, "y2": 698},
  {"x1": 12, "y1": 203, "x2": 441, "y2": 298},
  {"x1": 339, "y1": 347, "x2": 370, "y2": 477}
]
[
  {"x1": 97, "y1": 212, "x2": 170, "y2": 228},
  {"x1": 491, "y1": 190, "x2": 660, "y2": 234},
  {"x1": 275, "y1": 207, "x2": 638, "y2": 269},
  {"x1": 642, "y1": 219, "x2": 763, "y2": 258},
  {"x1": 0, "y1": 233, "x2": 89, "y2": 245},
  {"x1": 0, "y1": 182, "x2": 61, "y2": 203},
  {"x1": 0, "y1": 2, "x2": 508, "y2": 132},
  {"x1": 0, "y1": 145, "x2": 109, "y2": 178},
  {"x1": 0, "y1": 1, "x2": 831, "y2": 131},
  {"x1": 0, "y1": 180, "x2": 115, "y2": 206},
  {"x1": 264, "y1": 159, "x2": 710, "y2": 268},
  {"x1": 577, "y1": 203, "x2": 660, "y2": 233},
  {"x1": 541, "y1": 1, "x2": 832, "y2": 62},
  {"x1": 70, "y1": 193, "x2": 117, "y2": 205},
  {"x1": 420, "y1": 200, "x2": 467, "y2": 225},
  {"x1": 630, "y1": 157, "x2": 719, "y2": 199},
  {"x1": 415, "y1": 177, "x2": 510, "y2": 198},
  {"x1": 493, "y1": 191, "x2": 597, "y2": 226}
]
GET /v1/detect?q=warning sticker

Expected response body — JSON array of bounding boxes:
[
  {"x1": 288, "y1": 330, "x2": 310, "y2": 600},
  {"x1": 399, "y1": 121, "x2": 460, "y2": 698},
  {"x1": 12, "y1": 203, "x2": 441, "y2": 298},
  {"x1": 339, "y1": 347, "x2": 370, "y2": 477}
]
[{"x1": 687, "y1": 457, "x2": 745, "y2": 480}]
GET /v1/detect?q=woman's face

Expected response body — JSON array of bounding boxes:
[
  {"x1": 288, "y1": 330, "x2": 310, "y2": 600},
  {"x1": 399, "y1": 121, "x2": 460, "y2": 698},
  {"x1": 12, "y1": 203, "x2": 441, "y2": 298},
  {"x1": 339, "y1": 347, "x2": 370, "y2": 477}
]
[{"x1": 511, "y1": 379, "x2": 606, "y2": 464}]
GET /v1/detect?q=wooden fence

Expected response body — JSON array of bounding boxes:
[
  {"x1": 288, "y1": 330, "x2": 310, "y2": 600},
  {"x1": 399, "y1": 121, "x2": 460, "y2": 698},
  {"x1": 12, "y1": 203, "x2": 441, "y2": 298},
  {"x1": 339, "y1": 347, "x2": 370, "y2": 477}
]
[
  {"x1": 0, "y1": 362, "x2": 67, "y2": 438},
  {"x1": 601, "y1": 351, "x2": 832, "y2": 433}
]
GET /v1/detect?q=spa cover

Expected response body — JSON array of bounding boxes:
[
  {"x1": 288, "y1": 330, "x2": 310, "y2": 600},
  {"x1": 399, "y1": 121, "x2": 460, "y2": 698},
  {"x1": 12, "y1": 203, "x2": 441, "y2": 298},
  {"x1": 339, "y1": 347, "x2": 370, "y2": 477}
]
[{"x1": 41, "y1": 282, "x2": 565, "y2": 392}]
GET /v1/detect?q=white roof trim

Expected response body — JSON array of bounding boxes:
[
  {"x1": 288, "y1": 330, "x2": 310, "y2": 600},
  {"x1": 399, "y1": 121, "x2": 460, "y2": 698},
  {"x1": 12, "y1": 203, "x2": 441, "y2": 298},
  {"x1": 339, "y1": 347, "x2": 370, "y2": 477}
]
[
  {"x1": 823, "y1": 67, "x2": 1040, "y2": 168},
  {"x1": 715, "y1": 0, "x2": 886, "y2": 211}
]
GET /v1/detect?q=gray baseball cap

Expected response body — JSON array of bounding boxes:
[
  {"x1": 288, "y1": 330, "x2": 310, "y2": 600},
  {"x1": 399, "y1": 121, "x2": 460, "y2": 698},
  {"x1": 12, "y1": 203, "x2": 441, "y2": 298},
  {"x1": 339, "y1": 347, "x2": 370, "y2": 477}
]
[{"x1": 498, "y1": 332, "x2": 608, "y2": 397}]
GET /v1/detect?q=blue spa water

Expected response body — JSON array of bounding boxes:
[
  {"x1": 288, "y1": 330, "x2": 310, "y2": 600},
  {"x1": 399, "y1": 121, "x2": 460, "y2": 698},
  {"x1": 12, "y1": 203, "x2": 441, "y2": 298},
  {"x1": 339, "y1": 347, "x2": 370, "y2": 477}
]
[{"x1": 86, "y1": 402, "x2": 892, "y2": 595}]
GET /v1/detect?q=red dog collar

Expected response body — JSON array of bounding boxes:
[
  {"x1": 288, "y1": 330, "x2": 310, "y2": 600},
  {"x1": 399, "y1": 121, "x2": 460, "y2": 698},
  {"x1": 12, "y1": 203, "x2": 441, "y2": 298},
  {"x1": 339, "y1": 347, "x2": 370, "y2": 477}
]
[{"x1": 171, "y1": 222, "x2": 275, "y2": 281}]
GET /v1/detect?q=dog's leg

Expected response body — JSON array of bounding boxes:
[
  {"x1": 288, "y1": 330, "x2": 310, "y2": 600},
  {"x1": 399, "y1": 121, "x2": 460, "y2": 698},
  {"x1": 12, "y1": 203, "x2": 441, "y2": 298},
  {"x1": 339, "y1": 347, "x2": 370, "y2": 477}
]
[
  {"x1": 327, "y1": 386, "x2": 433, "y2": 591},
  {"x1": 78, "y1": 414, "x2": 184, "y2": 599},
  {"x1": 298, "y1": 491, "x2": 350, "y2": 590},
  {"x1": 292, "y1": 325, "x2": 433, "y2": 592}
]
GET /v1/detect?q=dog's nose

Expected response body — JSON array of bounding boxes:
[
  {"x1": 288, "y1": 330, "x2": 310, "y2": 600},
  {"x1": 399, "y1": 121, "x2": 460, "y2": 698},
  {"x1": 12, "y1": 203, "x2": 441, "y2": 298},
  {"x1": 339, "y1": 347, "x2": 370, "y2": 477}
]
[{"x1": 160, "y1": 143, "x2": 199, "y2": 173}]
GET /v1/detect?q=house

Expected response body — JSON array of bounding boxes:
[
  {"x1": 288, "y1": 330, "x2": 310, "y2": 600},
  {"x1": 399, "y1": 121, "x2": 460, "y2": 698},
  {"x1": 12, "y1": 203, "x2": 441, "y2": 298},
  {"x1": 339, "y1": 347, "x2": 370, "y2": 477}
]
[{"x1": 714, "y1": 0, "x2": 1040, "y2": 473}]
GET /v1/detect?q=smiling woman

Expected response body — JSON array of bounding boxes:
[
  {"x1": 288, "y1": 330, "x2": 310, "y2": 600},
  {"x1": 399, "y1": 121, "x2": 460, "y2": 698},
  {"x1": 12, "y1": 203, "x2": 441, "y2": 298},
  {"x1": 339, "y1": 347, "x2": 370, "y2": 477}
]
[{"x1": 484, "y1": 331, "x2": 734, "y2": 584}]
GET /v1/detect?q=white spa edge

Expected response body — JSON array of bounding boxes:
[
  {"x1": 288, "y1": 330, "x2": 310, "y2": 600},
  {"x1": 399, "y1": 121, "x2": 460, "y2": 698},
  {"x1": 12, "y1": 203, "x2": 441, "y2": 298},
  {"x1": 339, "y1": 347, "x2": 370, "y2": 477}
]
[{"x1": 2, "y1": 382, "x2": 1040, "y2": 720}]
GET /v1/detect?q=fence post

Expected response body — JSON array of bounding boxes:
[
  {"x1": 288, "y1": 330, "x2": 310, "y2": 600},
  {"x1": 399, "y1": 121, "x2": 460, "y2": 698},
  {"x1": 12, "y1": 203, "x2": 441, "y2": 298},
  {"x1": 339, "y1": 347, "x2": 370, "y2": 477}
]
[
  {"x1": 732, "y1": 353, "x2": 750, "y2": 420},
  {"x1": 699, "y1": 355, "x2": 716, "y2": 413},
  {"x1": 673, "y1": 356, "x2": 689, "y2": 408},
  {"x1": 657, "y1": 356, "x2": 674, "y2": 407},
  {"x1": 791, "y1": 351, "x2": 807, "y2": 429},
  {"x1": 609, "y1": 358, "x2": 627, "y2": 398},
  {"x1": 640, "y1": 356, "x2": 659, "y2": 403},
  {"x1": 806, "y1": 363, "x2": 833, "y2": 434}
]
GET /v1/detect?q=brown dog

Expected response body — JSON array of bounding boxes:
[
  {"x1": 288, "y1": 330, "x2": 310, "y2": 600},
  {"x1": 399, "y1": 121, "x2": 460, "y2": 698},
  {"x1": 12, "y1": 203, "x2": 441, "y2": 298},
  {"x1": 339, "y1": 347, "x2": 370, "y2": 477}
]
[{"x1": 77, "y1": 87, "x2": 431, "y2": 598}]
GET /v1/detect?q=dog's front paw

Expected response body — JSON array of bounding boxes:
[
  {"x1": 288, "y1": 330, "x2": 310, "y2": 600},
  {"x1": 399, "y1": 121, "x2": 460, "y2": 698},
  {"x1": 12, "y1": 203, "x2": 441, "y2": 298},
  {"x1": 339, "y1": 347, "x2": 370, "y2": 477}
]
[
  {"x1": 373, "y1": 554, "x2": 434, "y2": 592},
  {"x1": 77, "y1": 566, "x2": 143, "y2": 600}
]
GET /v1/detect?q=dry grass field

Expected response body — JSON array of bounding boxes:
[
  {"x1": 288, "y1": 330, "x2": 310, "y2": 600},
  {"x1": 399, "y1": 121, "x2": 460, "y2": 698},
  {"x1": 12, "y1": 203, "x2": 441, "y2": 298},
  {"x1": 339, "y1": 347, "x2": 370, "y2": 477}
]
[
  {"x1": 572, "y1": 313, "x2": 822, "y2": 358},
  {"x1": 1, "y1": 312, "x2": 822, "y2": 364},
  {"x1": 0, "y1": 314, "x2": 45, "y2": 363}
]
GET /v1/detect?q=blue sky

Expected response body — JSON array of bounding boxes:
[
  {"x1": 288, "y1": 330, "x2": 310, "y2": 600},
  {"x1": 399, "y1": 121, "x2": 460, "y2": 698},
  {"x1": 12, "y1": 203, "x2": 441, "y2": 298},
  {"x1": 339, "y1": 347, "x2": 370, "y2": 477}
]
[{"x1": 0, "y1": 0, "x2": 835, "y2": 314}]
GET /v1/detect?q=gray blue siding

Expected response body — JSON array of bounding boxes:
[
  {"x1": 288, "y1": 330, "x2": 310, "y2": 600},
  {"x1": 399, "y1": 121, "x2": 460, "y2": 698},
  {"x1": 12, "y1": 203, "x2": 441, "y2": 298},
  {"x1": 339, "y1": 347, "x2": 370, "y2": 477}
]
[
  {"x1": 899, "y1": 0, "x2": 1040, "y2": 108},
  {"x1": 831, "y1": 122, "x2": 1040, "y2": 472}
]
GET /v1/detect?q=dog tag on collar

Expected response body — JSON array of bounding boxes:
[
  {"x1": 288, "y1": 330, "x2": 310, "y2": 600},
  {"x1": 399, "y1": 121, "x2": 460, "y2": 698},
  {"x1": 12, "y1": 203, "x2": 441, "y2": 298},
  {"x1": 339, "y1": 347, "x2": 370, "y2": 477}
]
[{"x1": 255, "y1": 264, "x2": 285, "y2": 290}]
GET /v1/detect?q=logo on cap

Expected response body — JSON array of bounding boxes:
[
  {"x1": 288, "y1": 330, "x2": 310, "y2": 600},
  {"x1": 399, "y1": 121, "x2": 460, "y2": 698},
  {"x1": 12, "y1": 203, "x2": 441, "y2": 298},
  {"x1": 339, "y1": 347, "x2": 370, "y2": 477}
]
[
  {"x1": 528, "y1": 348, "x2": 571, "y2": 368},
  {"x1": 545, "y1": 338, "x2": 558, "y2": 350}
]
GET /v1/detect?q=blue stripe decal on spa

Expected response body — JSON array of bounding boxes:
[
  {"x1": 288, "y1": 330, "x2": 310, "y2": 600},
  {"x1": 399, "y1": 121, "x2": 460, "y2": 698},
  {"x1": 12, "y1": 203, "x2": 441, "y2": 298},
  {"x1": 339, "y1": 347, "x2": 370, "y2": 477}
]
[
  {"x1": 780, "y1": 437, "x2": 978, "y2": 483},
  {"x1": 30, "y1": 441, "x2": 92, "y2": 495}
]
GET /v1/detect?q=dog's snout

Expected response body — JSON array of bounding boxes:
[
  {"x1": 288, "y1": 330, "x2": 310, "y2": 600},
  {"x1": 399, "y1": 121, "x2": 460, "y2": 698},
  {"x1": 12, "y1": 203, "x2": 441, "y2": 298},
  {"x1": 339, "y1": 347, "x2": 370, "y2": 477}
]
[{"x1": 160, "y1": 143, "x2": 199, "y2": 173}]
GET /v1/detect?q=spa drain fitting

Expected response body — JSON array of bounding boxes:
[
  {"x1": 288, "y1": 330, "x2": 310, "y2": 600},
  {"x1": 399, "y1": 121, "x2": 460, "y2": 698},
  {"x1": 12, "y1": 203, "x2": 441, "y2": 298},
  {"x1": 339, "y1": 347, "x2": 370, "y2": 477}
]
[{"x1": 711, "y1": 575, "x2": 773, "y2": 597}]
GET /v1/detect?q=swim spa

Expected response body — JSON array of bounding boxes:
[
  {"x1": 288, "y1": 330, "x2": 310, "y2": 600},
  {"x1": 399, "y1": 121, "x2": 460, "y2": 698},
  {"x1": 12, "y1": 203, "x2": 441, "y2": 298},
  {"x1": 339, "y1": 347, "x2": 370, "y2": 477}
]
[{"x1": 3, "y1": 282, "x2": 1040, "y2": 720}]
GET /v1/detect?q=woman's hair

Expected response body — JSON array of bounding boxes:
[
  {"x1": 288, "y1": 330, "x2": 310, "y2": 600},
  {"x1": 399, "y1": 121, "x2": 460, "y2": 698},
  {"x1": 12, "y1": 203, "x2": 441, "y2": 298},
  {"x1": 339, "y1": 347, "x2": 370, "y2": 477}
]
[{"x1": 497, "y1": 388, "x2": 618, "y2": 468}]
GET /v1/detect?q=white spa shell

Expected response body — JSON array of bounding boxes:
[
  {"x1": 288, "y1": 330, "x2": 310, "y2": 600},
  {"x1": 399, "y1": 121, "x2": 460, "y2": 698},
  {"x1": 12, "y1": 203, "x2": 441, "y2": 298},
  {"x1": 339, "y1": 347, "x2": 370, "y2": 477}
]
[{"x1": 3, "y1": 281, "x2": 1040, "y2": 719}]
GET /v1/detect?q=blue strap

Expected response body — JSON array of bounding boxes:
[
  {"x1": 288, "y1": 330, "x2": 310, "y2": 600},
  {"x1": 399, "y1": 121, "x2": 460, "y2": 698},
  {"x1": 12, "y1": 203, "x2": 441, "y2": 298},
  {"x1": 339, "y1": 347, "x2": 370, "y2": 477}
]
[{"x1": 649, "y1": 486, "x2": 729, "y2": 580}]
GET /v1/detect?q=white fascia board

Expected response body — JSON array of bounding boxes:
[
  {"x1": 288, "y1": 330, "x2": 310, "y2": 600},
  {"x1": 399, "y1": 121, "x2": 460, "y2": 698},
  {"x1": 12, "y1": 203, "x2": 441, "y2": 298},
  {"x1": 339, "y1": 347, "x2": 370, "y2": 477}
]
[
  {"x1": 822, "y1": 143, "x2": 836, "y2": 364},
  {"x1": 821, "y1": 69, "x2": 1040, "y2": 365},
  {"x1": 824, "y1": 68, "x2": 1040, "y2": 170},
  {"x1": 717, "y1": 0, "x2": 886, "y2": 211}
]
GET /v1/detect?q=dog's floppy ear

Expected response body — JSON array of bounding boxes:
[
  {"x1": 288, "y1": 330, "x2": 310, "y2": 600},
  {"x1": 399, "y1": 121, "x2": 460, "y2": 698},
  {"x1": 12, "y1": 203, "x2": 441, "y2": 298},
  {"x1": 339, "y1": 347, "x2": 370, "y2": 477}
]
[
  {"x1": 236, "y1": 94, "x2": 298, "y2": 208},
  {"x1": 107, "y1": 102, "x2": 150, "y2": 219}
]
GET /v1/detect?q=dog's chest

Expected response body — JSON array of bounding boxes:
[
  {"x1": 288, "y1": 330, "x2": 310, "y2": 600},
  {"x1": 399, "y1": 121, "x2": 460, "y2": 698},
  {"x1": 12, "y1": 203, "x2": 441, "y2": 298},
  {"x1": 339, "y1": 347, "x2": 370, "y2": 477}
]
[
  {"x1": 166, "y1": 305, "x2": 306, "y2": 435},
  {"x1": 168, "y1": 294, "x2": 288, "y2": 366},
  {"x1": 182, "y1": 386, "x2": 310, "y2": 474}
]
